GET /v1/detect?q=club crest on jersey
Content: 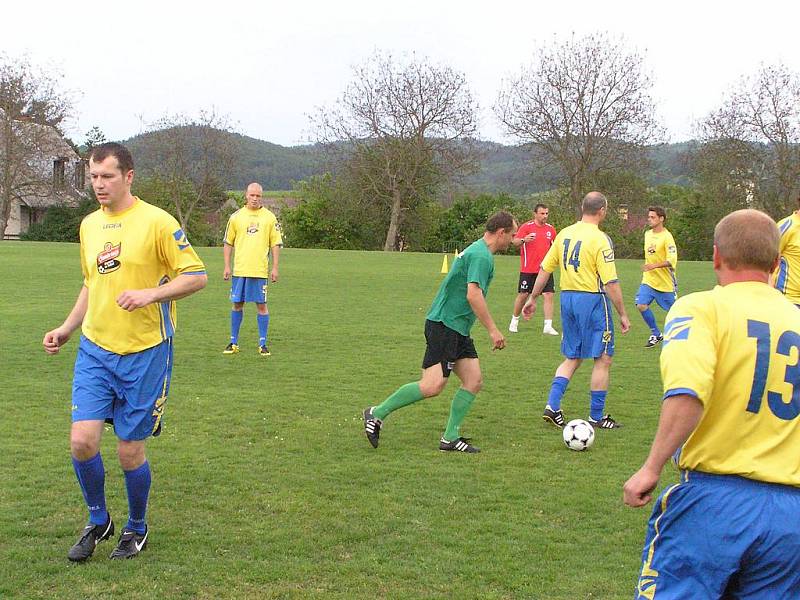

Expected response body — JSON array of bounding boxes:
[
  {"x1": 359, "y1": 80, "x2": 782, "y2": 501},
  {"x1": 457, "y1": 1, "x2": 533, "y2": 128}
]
[
  {"x1": 97, "y1": 242, "x2": 121, "y2": 274},
  {"x1": 172, "y1": 229, "x2": 191, "y2": 250},
  {"x1": 247, "y1": 222, "x2": 259, "y2": 235}
]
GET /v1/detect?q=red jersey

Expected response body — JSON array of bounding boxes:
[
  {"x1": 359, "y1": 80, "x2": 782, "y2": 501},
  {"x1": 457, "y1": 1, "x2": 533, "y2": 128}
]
[{"x1": 515, "y1": 221, "x2": 556, "y2": 273}]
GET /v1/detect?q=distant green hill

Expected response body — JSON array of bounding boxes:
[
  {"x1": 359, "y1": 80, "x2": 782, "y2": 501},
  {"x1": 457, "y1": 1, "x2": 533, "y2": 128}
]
[{"x1": 125, "y1": 127, "x2": 693, "y2": 195}]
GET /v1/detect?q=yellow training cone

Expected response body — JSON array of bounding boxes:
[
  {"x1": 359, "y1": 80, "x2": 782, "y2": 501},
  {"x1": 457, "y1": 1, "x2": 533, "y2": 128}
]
[
  {"x1": 454, "y1": 249, "x2": 459, "y2": 260},
  {"x1": 441, "y1": 254, "x2": 449, "y2": 274}
]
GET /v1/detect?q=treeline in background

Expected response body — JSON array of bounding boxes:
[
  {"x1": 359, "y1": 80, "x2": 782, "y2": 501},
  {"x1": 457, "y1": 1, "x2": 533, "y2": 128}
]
[{"x1": 8, "y1": 34, "x2": 800, "y2": 260}]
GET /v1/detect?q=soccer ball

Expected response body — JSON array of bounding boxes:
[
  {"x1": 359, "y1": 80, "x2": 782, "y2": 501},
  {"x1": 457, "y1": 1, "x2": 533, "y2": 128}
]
[{"x1": 563, "y1": 419, "x2": 595, "y2": 451}]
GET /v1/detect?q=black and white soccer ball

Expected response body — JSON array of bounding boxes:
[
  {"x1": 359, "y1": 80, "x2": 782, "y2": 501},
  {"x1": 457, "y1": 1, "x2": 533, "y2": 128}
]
[{"x1": 563, "y1": 419, "x2": 595, "y2": 451}]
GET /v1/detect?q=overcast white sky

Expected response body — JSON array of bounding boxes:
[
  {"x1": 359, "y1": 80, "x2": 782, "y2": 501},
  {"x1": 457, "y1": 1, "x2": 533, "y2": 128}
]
[{"x1": 5, "y1": 0, "x2": 799, "y2": 147}]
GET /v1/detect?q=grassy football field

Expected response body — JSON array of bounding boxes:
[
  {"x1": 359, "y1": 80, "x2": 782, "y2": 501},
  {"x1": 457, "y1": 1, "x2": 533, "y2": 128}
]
[{"x1": 0, "y1": 242, "x2": 717, "y2": 599}]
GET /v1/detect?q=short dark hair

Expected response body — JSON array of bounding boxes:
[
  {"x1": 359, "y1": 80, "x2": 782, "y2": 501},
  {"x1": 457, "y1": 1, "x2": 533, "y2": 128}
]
[
  {"x1": 581, "y1": 192, "x2": 608, "y2": 216},
  {"x1": 89, "y1": 142, "x2": 134, "y2": 174},
  {"x1": 534, "y1": 203, "x2": 548, "y2": 212},
  {"x1": 485, "y1": 211, "x2": 516, "y2": 233},
  {"x1": 648, "y1": 206, "x2": 667, "y2": 221},
  {"x1": 714, "y1": 209, "x2": 778, "y2": 272}
]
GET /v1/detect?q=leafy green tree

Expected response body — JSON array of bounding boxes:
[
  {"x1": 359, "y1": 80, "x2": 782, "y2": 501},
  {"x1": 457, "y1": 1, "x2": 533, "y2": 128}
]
[
  {"x1": 83, "y1": 126, "x2": 106, "y2": 152},
  {"x1": 280, "y1": 174, "x2": 387, "y2": 250},
  {"x1": 21, "y1": 194, "x2": 96, "y2": 242}
]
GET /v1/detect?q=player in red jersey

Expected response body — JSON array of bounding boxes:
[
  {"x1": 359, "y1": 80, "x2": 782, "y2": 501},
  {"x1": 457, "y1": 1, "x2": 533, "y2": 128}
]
[{"x1": 509, "y1": 204, "x2": 559, "y2": 335}]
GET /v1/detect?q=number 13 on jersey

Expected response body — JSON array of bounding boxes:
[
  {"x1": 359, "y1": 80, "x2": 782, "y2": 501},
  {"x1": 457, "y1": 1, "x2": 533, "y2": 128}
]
[{"x1": 747, "y1": 319, "x2": 800, "y2": 420}]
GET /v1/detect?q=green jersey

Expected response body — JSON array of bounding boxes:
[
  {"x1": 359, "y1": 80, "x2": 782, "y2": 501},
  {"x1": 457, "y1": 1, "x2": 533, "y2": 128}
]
[{"x1": 427, "y1": 239, "x2": 494, "y2": 336}]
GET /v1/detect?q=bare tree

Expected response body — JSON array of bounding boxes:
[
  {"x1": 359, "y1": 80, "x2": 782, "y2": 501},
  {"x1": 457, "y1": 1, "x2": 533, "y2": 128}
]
[
  {"x1": 137, "y1": 109, "x2": 238, "y2": 233},
  {"x1": 696, "y1": 63, "x2": 800, "y2": 215},
  {"x1": 0, "y1": 54, "x2": 72, "y2": 239},
  {"x1": 310, "y1": 52, "x2": 480, "y2": 251},
  {"x1": 495, "y1": 33, "x2": 663, "y2": 210}
]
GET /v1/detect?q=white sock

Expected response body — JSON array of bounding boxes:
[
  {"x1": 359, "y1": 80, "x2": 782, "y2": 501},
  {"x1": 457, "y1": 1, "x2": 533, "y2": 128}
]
[
  {"x1": 544, "y1": 319, "x2": 552, "y2": 327},
  {"x1": 511, "y1": 315, "x2": 520, "y2": 322}
]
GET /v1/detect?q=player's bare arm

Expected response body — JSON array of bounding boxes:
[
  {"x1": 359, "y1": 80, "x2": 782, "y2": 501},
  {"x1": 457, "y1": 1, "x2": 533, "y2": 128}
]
[
  {"x1": 522, "y1": 270, "x2": 552, "y2": 319},
  {"x1": 270, "y1": 244, "x2": 281, "y2": 283},
  {"x1": 623, "y1": 394, "x2": 703, "y2": 507},
  {"x1": 511, "y1": 233, "x2": 534, "y2": 248},
  {"x1": 43, "y1": 286, "x2": 89, "y2": 354},
  {"x1": 466, "y1": 282, "x2": 505, "y2": 350},
  {"x1": 222, "y1": 242, "x2": 233, "y2": 280},
  {"x1": 117, "y1": 273, "x2": 208, "y2": 312},
  {"x1": 603, "y1": 281, "x2": 631, "y2": 333},
  {"x1": 642, "y1": 260, "x2": 673, "y2": 272}
]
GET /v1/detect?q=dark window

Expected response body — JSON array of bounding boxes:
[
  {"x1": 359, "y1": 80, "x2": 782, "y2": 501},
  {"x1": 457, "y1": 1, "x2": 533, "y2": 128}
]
[
  {"x1": 73, "y1": 159, "x2": 87, "y2": 190},
  {"x1": 53, "y1": 158, "x2": 66, "y2": 191}
]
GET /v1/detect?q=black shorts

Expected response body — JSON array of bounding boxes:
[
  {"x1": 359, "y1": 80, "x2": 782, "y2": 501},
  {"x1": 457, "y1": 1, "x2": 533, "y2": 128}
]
[
  {"x1": 422, "y1": 319, "x2": 478, "y2": 377},
  {"x1": 518, "y1": 272, "x2": 554, "y2": 294}
]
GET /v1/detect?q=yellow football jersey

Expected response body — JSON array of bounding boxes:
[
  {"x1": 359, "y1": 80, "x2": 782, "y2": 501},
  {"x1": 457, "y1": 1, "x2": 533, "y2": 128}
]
[
  {"x1": 224, "y1": 207, "x2": 283, "y2": 278},
  {"x1": 79, "y1": 198, "x2": 206, "y2": 355},
  {"x1": 661, "y1": 282, "x2": 800, "y2": 486},
  {"x1": 642, "y1": 228, "x2": 677, "y2": 293},
  {"x1": 775, "y1": 212, "x2": 800, "y2": 305},
  {"x1": 540, "y1": 221, "x2": 618, "y2": 292}
]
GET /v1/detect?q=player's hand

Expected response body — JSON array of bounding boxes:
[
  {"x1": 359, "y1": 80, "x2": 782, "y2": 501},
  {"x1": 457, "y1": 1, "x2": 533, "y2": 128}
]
[
  {"x1": 271, "y1": 268, "x2": 279, "y2": 283},
  {"x1": 490, "y1": 329, "x2": 506, "y2": 350},
  {"x1": 641, "y1": 263, "x2": 650, "y2": 272},
  {"x1": 43, "y1": 327, "x2": 71, "y2": 354},
  {"x1": 522, "y1": 299, "x2": 537, "y2": 320},
  {"x1": 117, "y1": 289, "x2": 156, "y2": 311},
  {"x1": 623, "y1": 467, "x2": 660, "y2": 507},
  {"x1": 525, "y1": 233, "x2": 536, "y2": 242},
  {"x1": 223, "y1": 267, "x2": 231, "y2": 281},
  {"x1": 619, "y1": 315, "x2": 631, "y2": 334}
]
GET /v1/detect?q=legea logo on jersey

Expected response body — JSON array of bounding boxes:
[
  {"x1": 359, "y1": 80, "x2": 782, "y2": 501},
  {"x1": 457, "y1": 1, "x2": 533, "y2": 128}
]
[
  {"x1": 602, "y1": 249, "x2": 615, "y2": 263},
  {"x1": 97, "y1": 242, "x2": 121, "y2": 274},
  {"x1": 247, "y1": 222, "x2": 259, "y2": 235},
  {"x1": 647, "y1": 244, "x2": 656, "y2": 255}
]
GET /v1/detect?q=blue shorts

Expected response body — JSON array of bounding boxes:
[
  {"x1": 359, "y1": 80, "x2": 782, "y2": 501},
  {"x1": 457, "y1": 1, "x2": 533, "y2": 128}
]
[
  {"x1": 230, "y1": 276, "x2": 267, "y2": 304},
  {"x1": 72, "y1": 336, "x2": 173, "y2": 441},
  {"x1": 560, "y1": 291, "x2": 614, "y2": 358},
  {"x1": 636, "y1": 471, "x2": 800, "y2": 599},
  {"x1": 635, "y1": 284, "x2": 676, "y2": 311}
]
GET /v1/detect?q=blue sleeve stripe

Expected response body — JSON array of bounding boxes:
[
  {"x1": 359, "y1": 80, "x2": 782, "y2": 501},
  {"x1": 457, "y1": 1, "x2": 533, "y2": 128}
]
[
  {"x1": 182, "y1": 271, "x2": 206, "y2": 275},
  {"x1": 779, "y1": 219, "x2": 792, "y2": 237},
  {"x1": 776, "y1": 258, "x2": 788, "y2": 293},
  {"x1": 663, "y1": 387, "x2": 699, "y2": 401}
]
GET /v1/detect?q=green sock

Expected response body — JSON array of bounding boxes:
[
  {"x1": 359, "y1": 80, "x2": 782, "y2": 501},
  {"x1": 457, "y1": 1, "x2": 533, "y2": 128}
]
[
  {"x1": 373, "y1": 383, "x2": 424, "y2": 420},
  {"x1": 443, "y1": 388, "x2": 476, "y2": 441}
]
